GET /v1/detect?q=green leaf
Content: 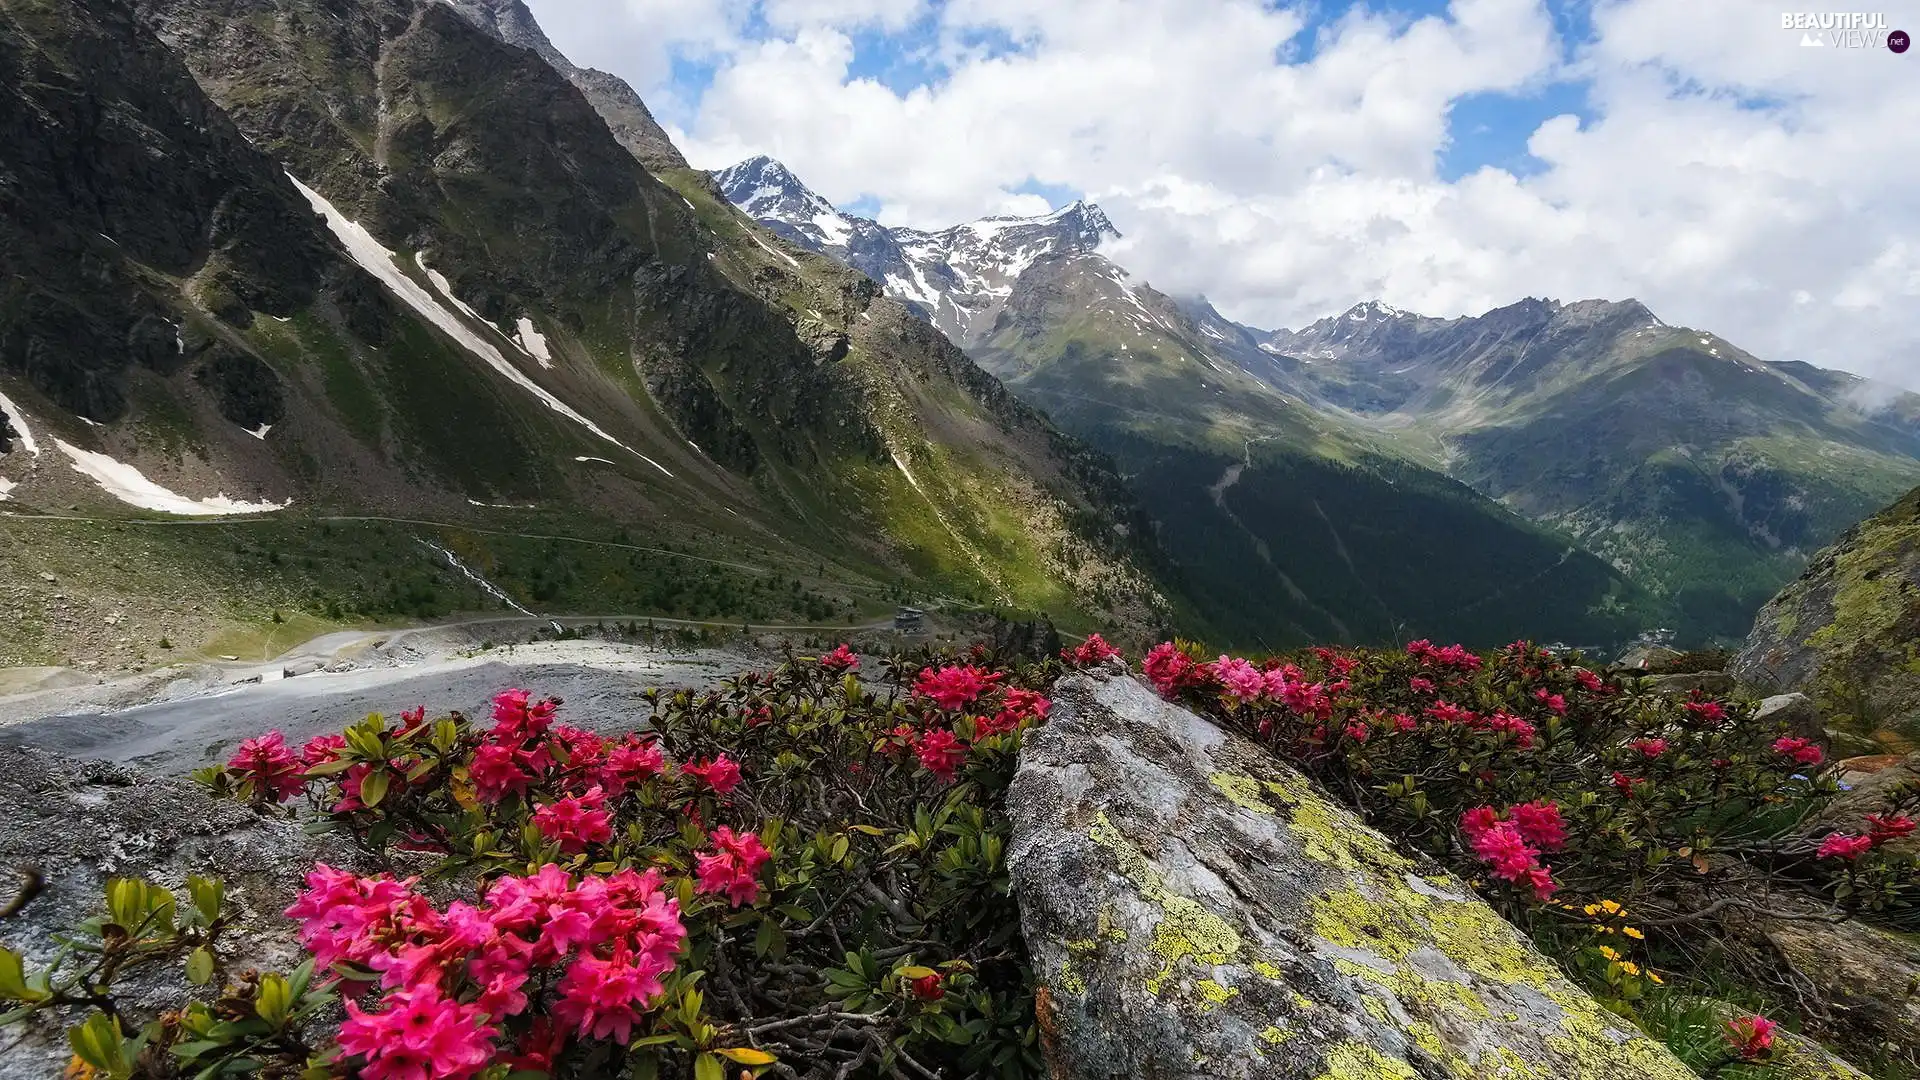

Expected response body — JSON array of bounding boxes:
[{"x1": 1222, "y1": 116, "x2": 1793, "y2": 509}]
[
  {"x1": 186, "y1": 876, "x2": 224, "y2": 927},
  {"x1": 69, "y1": 1013, "x2": 129, "y2": 1076},
  {"x1": 715, "y1": 1047, "x2": 777, "y2": 1065},
  {"x1": 0, "y1": 947, "x2": 36, "y2": 1001},
  {"x1": 358, "y1": 768, "x2": 391, "y2": 809},
  {"x1": 693, "y1": 1054, "x2": 726, "y2": 1080},
  {"x1": 255, "y1": 973, "x2": 292, "y2": 1028},
  {"x1": 186, "y1": 947, "x2": 215, "y2": 986},
  {"x1": 301, "y1": 758, "x2": 359, "y2": 778}
]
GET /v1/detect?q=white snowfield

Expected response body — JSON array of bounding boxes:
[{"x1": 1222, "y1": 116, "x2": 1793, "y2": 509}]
[
  {"x1": 287, "y1": 174, "x2": 674, "y2": 479},
  {"x1": 515, "y1": 317, "x2": 553, "y2": 367},
  {"x1": 0, "y1": 477, "x2": 15, "y2": 501},
  {"x1": 0, "y1": 388, "x2": 42, "y2": 456},
  {"x1": 54, "y1": 439, "x2": 289, "y2": 515}
]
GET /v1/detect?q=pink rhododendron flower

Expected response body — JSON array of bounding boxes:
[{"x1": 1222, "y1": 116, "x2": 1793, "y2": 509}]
[
  {"x1": 398, "y1": 706, "x2": 427, "y2": 732},
  {"x1": 1532, "y1": 688, "x2": 1567, "y2": 714},
  {"x1": 337, "y1": 981, "x2": 496, "y2": 1080},
  {"x1": 681, "y1": 755, "x2": 742, "y2": 796},
  {"x1": 1611, "y1": 772, "x2": 1642, "y2": 797},
  {"x1": 1141, "y1": 643, "x2": 1199, "y2": 695},
  {"x1": 821, "y1": 644, "x2": 860, "y2": 671},
  {"x1": 913, "y1": 664, "x2": 1002, "y2": 710},
  {"x1": 491, "y1": 688, "x2": 557, "y2": 743},
  {"x1": 1866, "y1": 813, "x2": 1916, "y2": 844},
  {"x1": 1683, "y1": 697, "x2": 1729, "y2": 726},
  {"x1": 227, "y1": 731, "x2": 306, "y2": 803},
  {"x1": 1408, "y1": 676, "x2": 1436, "y2": 694},
  {"x1": 301, "y1": 733, "x2": 347, "y2": 768},
  {"x1": 1628, "y1": 738, "x2": 1669, "y2": 759},
  {"x1": 1772, "y1": 736, "x2": 1825, "y2": 766},
  {"x1": 554, "y1": 946, "x2": 674, "y2": 1044},
  {"x1": 1509, "y1": 801, "x2": 1567, "y2": 852},
  {"x1": 1214, "y1": 656, "x2": 1267, "y2": 702},
  {"x1": 1066, "y1": 634, "x2": 1121, "y2": 667},
  {"x1": 916, "y1": 728, "x2": 967, "y2": 783},
  {"x1": 468, "y1": 741, "x2": 536, "y2": 805},
  {"x1": 693, "y1": 826, "x2": 772, "y2": 907},
  {"x1": 1459, "y1": 807, "x2": 1500, "y2": 841},
  {"x1": 1817, "y1": 833, "x2": 1874, "y2": 860},
  {"x1": 1725, "y1": 1015, "x2": 1776, "y2": 1060},
  {"x1": 1574, "y1": 669, "x2": 1607, "y2": 694},
  {"x1": 285, "y1": 866, "x2": 432, "y2": 972},
  {"x1": 600, "y1": 735, "x2": 666, "y2": 795},
  {"x1": 532, "y1": 786, "x2": 613, "y2": 853}
]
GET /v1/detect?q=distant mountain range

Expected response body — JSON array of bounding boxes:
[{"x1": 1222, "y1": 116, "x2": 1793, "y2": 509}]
[{"x1": 717, "y1": 157, "x2": 1920, "y2": 646}]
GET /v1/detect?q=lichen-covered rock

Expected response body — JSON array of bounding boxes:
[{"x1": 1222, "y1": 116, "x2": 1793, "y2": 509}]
[
  {"x1": 0, "y1": 748, "x2": 368, "y2": 1080},
  {"x1": 1761, "y1": 913, "x2": 1920, "y2": 1070},
  {"x1": 1006, "y1": 669, "x2": 1694, "y2": 1079},
  {"x1": 1803, "y1": 750, "x2": 1920, "y2": 858},
  {"x1": 1734, "y1": 486, "x2": 1920, "y2": 750}
]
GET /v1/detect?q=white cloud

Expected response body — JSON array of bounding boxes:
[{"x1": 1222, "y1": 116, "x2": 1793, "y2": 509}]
[{"x1": 525, "y1": 0, "x2": 1920, "y2": 390}]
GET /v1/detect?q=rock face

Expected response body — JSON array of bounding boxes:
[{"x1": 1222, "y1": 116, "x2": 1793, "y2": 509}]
[
  {"x1": 1006, "y1": 668, "x2": 1692, "y2": 1079},
  {"x1": 1751, "y1": 692, "x2": 1827, "y2": 746},
  {"x1": 1761, "y1": 917, "x2": 1920, "y2": 1073},
  {"x1": 1735, "y1": 485, "x2": 1920, "y2": 749},
  {"x1": 0, "y1": 748, "x2": 367, "y2": 1080}
]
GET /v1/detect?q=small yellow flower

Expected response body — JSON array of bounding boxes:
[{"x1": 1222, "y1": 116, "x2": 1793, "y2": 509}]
[
  {"x1": 1620, "y1": 962, "x2": 1642, "y2": 976},
  {"x1": 1622, "y1": 927, "x2": 1645, "y2": 940},
  {"x1": 1600, "y1": 900, "x2": 1623, "y2": 915},
  {"x1": 1649, "y1": 972, "x2": 1665, "y2": 985},
  {"x1": 1599, "y1": 946, "x2": 1622, "y2": 962},
  {"x1": 1582, "y1": 903, "x2": 1603, "y2": 916}
]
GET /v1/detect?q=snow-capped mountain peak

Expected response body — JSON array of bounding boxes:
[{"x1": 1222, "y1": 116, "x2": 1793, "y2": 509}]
[{"x1": 712, "y1": 156, "x2": 1127, "y2": 346}]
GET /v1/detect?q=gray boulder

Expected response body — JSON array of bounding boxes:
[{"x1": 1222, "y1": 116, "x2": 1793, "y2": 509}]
[
  {"x1": 1640, "y1": 671, "x2": 1736, "y2": 696},
  {"x1": 1006, "y1": 669, "x2": 1693, "y2": 1079},
  {"x1": 0, "y1": 748, "x2": 368, "y2": 1079},
  {"x1": 1752, "y1": 692, "x2": 1828, "y2": 746},
  {"x1": 1761, "y1": 916, "x2": 1920, "y2": 1072}
]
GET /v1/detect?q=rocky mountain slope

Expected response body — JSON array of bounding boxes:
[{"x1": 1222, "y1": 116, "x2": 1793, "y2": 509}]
[
  {"x1": 719, "y1": 159, "x2": 1658, "y2": 650},
  {"x1": 0, "y1": 0, "x2": 1167, "y2": 670},
  {"x1": 1260, "y1": 299, "x2": 1920, "y2": 639},
  {"x1": 718, "y1": 160, "x2": 1920, "y2": 646},
  {"x1": 1735, "y1": 483, "x2": 1920, "y2": 752}
]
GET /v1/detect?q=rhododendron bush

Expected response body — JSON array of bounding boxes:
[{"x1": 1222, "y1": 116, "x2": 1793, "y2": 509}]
[
  {"x1": 6, "y1": 632, "x2": 1915, "y2": 1079},
  {"x1": 1141, "y1": 638, "x2": 1919, "y2": 1016},
  {"x1": 3, "y1": 646, "x2": 1058, "y2": 1080}
]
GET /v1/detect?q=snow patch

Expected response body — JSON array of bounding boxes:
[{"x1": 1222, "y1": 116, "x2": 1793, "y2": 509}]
[
  {"x1": 248, "y1": 424, "x2": 272, "y2": 440},
  {"x1": 53, "y1": 439, "x2": 288, "y2": 515},
  {"x1": 288, "y1": 175, "x2": 666, "y2": 473},
  {"x1": 415, "y1": 252, "x2": 487, "y2": 325},
  {"x1": 0, "y1": 476, "x2": 14, "y2": 500},
  {"x1": 810, "y1": 211, "x2": 852, "y2": 248},
  {"x1": 573, "y1": 456, "x2": 616, "y2": 465},
  {"x1": 748, "y1": 230, "x2": 800, "y2": 268},
  {"x1": 515, "y1": 317, "x2": 553, "y2": 368},
  {"x1": 0, "y1": 389, "x2": 41, "y2": 456}
]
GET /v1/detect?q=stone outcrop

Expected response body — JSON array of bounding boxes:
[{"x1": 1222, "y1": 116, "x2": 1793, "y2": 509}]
[
  {"x1": 1006, "y1": 667, "x2": 1693, "y2": 1079},
  {"x1": 1760, "y1": 917, "x2": 1920, "y2": 1073},
  {"x1": 1751, "y1": 692, "x2": 1827, "y2": 747},
  {"x1": 0, "y1": 748, "x2": 367, "y2": 1080},
  {"x1": 1735, "y1": 485, "x2": 1920, "y2": 751}
]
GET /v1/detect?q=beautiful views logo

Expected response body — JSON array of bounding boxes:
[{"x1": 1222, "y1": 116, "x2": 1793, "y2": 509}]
[{"x1": 1780, "y1": 11, "x2": 1909, "y2": 49}]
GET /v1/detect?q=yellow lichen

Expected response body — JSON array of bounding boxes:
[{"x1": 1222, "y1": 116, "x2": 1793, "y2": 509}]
[
  {"x1": 1210, "y1": 772, "x2": 1276, "y2": 813},
  {"x1": 1252, "y1": 960, "x2": 1284, "y2": 980},
  {"x1": 1194, "y1": 979, "x2": 1238, "y2": 1011},
  {"x1": 1315, "y1": 1041, "x2": 1422, "y2": 1080},
  {"x1": 1258, "y1": 1025, "x2": 1293, "y2": 1047}
]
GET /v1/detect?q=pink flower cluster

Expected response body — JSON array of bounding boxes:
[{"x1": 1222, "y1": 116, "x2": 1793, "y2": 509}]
[
  {"x1": 1424, "y1": 702, "x2": 1537, "y2": 748},
  {"x1": 1681, "y1": 694, "x2": 1729, "y2": 727},
  {"x1": 1459, "y1": 801, "x2": 1564, "y2": 900},
  {"x1": 1724, "y1": 1015, "x2": 1776, "y2": 1060},
  {"x1": 1816, "y1": 813, "x2": 1915, "y2": 861},
  {"x1": 226, "y1": 731, "x2": 306, "y2": 803},
  {"x1": 694, "y1": 826, "x2": 773, "y2": 906},
  {"x1": 913, "y1": 664, "x2": 1004, "y2": 711},
  {"x1": 1141, "y1": 643, "x2": 1206, "y2": 695},
  {"x1": 1406, "y1": 639, "x2": 1482, "y2": 671},
  {"x1": 1771, "y1": 736, "x2": 1825, "y2": 766},
  {"x1": 889, "y1": 675, "x2": 1052, "y2": 783},
  {"x1": 287, "y1": 861, "x2": 686, "y2": 1077},
  {"x1": 820, "y1": 644, "x2": 860, "y2": 672},
  {"x1": 1063, "y1": 633, "x2": 1122, "y2": 667}
]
